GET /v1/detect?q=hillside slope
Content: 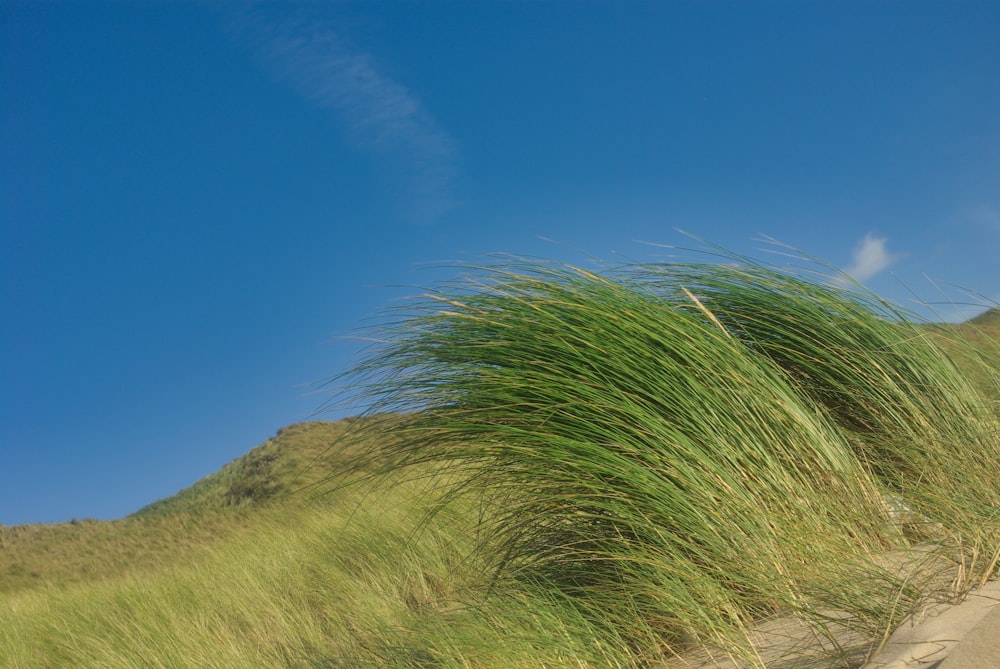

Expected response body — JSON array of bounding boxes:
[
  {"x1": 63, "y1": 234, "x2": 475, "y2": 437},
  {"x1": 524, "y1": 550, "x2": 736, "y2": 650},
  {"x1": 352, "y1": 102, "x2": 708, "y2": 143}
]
[
  {"x1": 2, "y1": 309, "x2": 995, "y2": 597},
  {"x1": 934, "y1": 307, "x2": 1000, "y2": 408},
  {"x1": 132, "y1": 419, "x2": 364, "y2": 517},
  {"x1": 969, "y1": 307, "x2": 1000, "y2": 329},
  {"x1": 1, "y1": 298, "x2": 999, "y2": 667},
  {"x1": 0, "y1": 419, "x2": 366, "y2": 594},
  {"x1": 2, "y1": 308, "x2": 995, "y2": 598}
]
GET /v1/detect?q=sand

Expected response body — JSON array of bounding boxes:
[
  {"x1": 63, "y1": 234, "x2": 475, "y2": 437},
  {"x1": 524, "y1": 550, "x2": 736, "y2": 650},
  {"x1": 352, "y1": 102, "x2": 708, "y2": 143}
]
[
  {"x1": 676, "y1": 579, "x2": 1000, "y2": 668},
  {"x1": 863, "y1": 578, "x2": 1000, "y2": 669}
]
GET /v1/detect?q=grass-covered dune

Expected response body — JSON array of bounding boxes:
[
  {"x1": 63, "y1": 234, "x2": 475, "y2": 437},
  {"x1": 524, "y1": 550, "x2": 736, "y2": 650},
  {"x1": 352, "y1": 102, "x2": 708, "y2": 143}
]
[
  {"x1": 338, "y1": 253, "x2": 1000, "y2": 666},
  {"x1": 2, "y1": 253, "x2": 999, "y2": 668},
  {"x1": 0, "y1": 420, "x2": 362, "y2": 595}
]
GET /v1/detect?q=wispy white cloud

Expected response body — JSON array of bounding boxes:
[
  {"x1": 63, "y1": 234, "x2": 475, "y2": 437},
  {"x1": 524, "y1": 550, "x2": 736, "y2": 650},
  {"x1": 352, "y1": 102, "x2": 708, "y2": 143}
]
[
  {"x1": 231, "y1": 11, "x2": 459, "y2": 223},
  {"x1": 842, "y1": 232, "x2": 899, "y2": 282}
]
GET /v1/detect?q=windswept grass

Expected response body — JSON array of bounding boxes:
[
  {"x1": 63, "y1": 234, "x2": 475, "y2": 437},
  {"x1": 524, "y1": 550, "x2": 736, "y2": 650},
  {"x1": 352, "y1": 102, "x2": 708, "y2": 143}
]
[
  {"x1": 0, "y1": 474, "x2": 637, "y2": 669},
  {"x1": 0, "y1": 511, "x2": 247, "y2": 595},
  {"x1": 339, "y1": 254, "x2": 1000, "y2": 666},
  {"x1": 4, "y1": 250, "x2": 997, "y2": 669},
  {"x1": 0, "y1": 421, "x2": 367, "y2": 595},
  {"x1": 637, "y1": 253, "x2": 1000, "y2": 580},
  {"x1": 1, "y1": 487, "x2": 444, "y2": 668},
  {"x1": 937, "y1": 307, "x2": 1000, "y2": 417}
]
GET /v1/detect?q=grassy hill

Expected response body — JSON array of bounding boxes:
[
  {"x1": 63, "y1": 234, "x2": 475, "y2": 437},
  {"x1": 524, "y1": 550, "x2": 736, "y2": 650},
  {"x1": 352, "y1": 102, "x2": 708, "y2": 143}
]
[
  {"x1": 959, "y1": 307, "x2": 1000, "y2": 357},
  {"x1": 0, "y1": 418, "x2": 493, "y2": 668},
  {"x1": 931, "y1": 307, "x2": 1000, "y2": 412},
  {"x1": 970, "y1": 306, "x2": 1000, "y2": 328},
  {"x1": 0, "y1": 418, "x2": 418, "y2": 598},
  {"x1": 131, "y1": 419, "x2": 364, "y2": 516},
  {"x1": 0, "y1": 420, "x2": 364, "y2": 595},
  {"x1": 2, "y1": 262, "x2": 999, "y2": 669}
]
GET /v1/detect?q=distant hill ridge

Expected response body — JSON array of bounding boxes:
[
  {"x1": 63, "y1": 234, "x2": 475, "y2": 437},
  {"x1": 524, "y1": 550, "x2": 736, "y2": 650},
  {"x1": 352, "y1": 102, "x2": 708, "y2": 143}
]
[
  {"x1": 969, "y1": 307, "x2": 1000, "y2": 330},
  {"x1": 0, "y1": 419, "x2": 370, "y2": 594},
  {"x1": 947, "y1": 307, "x2": 1000, "y2": 356},
  {"x1": 133, "y1": 419, "x2": 364, "y2": 518}
]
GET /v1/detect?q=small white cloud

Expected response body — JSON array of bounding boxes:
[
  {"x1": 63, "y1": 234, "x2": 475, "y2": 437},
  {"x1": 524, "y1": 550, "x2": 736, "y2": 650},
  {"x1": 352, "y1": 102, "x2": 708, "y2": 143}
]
[{"x1": 843, "y1": 232, "x2": 899, "y2": 282}]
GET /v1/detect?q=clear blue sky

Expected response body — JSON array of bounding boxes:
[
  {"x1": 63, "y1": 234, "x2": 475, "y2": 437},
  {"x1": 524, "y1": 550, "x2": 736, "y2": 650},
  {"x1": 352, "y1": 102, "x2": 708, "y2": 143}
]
[{"x1": 2, "y1": 2, "x2": 998, "y2": 525}]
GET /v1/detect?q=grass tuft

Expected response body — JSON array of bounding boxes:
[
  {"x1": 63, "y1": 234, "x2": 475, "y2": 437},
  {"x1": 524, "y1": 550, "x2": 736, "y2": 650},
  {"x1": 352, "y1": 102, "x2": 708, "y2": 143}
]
[
  {"x1": 338, "y1": 254, "x2": 1000, "y2": 665},
  {"x1": 5, "y1": 247, "x2": 998, "y2": 668}
]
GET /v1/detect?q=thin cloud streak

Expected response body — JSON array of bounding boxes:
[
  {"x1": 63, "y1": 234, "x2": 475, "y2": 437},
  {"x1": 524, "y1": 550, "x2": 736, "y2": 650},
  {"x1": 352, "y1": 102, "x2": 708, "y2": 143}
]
[
  {"x1": 233, "y1": 12, "x2": 459, "y2": 223},
  {"x1": 843, "y1": 232, "x2": 898, "y2": 282}
]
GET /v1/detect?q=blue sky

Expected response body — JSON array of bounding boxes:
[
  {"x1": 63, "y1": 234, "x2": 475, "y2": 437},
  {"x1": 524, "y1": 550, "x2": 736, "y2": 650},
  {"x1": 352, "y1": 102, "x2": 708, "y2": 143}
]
[{"x1": 2, "y1": 1, "x2": 998, "y2": 525}]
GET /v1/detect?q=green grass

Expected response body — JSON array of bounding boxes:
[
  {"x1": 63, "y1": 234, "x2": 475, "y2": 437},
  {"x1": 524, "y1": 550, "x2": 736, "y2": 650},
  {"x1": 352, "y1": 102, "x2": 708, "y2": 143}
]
[
  {"x1": 636, "y1": 256, "x2": 1000, "y2": 564},
  {"x1": 934, "y1": 308, "x2": 1000, "y2": 416},
  {"x1": 0, "y1": 420, "x2": 366, "y2": 595},
  {"x1": 2, "y1": 251, "x2": 999, "y2": 668},
  {"x1": 1, "y1": 462, "x2": 636, "y2": 668},
  {"x1": 1, "y1": 485, "x2": 445, "y2": 668},
  {"x1": 339, "y1": 254, "x2": 1000, "y2": 666},
  {"x1": 132, "y1": 419, "x2": 373, "y2": 517}
]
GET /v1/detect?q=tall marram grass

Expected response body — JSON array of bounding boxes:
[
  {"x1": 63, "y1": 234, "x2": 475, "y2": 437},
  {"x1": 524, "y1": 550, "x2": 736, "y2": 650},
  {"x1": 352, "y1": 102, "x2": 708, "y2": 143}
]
[
  {"x1": 638, "y1": 251, "x2": 1000, "y2": 585},
  {"x1": 0, "y1": 478, "x2": 635, "y2": 668},
  {"x1": 8, "y1": 253, "x2": 995, "y2": 668},
  {"x1": 341, "y1": 254, "x2": 1000, "y2": 667}
]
